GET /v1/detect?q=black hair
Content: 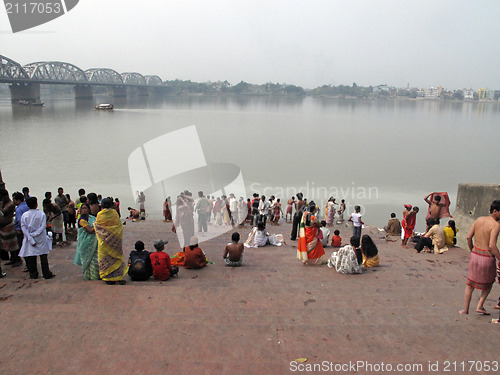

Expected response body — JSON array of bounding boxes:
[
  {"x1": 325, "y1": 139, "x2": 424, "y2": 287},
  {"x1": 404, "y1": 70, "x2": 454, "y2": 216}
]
[
  {"x1": 87, "y1": 193, "x2": 98, "y2": 205},
  {"x1": 320, "y1": 220, "x2": 326, "y2": 227},
  {"x1": 101, "y1": 197, "x2": 113, "y2": 209},
  {"x1": 334, "y1": 230, "x2": 340, "y2": 235},
  {"x1": 448, "y1": 220, "x2": 457, "y2": 236},
  {"x1": 434, "y1": 195, "x2": 441, "y2": 202},
  {"x1": 490, "y1": 200, "x2": 500, "y2": 214},
  {"x1": 390, "y1": 213, "x2": 396, "y2": 218},
  {"x1": 78, "y1": 188, "x2": 86, "y2": 196},
  {"x1": 426, "y1": 217, "x2": 437, "y2": 227},
  {"x1": 361, "y1": 235, "x2": 378, "y2": 258},
  {"x1": 232, "y1": 232, "x2": 240, "y2": 242},
  {"x1": 135, "y1": 240, "x2": 145, "y2": 251},
  {"x1": 0, "y1": 189, "x2": 8, "y2": 199},
  {"x1": 257, "y1": 222, "x2": 266, "y2": 231},
  {"x1": 80, "y1": 196, "x2": 87, "y2": 204},
  {"x1": 26, "y1": 196, "x2": 37, "y2": 209},
  {"x1": 79, "y1": 203, "x2": 91, "y2": 215},
  {"x1": 349, "y1": 236, "x2": 360, "y2": 248},
  {"x1": 45, "y1": 191, "x2": 52, "y2": 199},
  {"x1": 12, "y1": 192, "x2": 24, "y2": 202}
]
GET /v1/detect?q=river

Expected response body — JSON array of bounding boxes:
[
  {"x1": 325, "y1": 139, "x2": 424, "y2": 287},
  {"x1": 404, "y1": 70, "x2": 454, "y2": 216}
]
[{"x1": 1, "y1": 93, "x2": 499, "y2": 232}]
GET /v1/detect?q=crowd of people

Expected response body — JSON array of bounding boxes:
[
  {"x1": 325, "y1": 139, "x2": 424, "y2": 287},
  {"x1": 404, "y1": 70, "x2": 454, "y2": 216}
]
[{"x1": 1, "y1": 185, "x2": 499, "y2": 320}]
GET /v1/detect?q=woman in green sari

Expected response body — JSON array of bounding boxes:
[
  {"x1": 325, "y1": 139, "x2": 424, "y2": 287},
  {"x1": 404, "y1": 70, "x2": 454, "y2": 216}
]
[{"x1": 73, "y1": 203, "x2": 99, "y2": 280}]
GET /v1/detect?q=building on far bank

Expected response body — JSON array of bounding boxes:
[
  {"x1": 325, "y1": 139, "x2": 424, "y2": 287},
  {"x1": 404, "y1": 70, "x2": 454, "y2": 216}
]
[
  {"x1": 477, "y1": 88, "x2": 486, "y2": 99},
  {"x1": 423, "y1": 86, "x2": 442, "y2": 99},
  {"x1": 462, "y1": 88, "x2": 474, "y2": 100}
]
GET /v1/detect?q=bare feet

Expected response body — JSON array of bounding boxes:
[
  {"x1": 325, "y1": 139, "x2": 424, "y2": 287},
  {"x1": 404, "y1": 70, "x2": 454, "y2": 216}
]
[
  {"x1": 458, "y1": 310, "x2": 468, "y2": 315},
  {"x1": 476, "y1": 308, "x2": 490, "y2": 315},
  {"x1": 493, "y1": 305, "x2": 500, "y2": 310}
]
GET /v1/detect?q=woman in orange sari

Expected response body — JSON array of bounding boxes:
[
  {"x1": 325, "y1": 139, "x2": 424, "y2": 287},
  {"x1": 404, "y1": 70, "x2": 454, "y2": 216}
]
[{"x1": 297, "y1": 203, "x2": 326, "y2": 265}]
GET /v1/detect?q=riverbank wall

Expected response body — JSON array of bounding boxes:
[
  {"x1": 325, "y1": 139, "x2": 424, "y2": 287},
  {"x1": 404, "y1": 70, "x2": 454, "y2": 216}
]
[{"x1": 453, "y1": 183, "x2": 500, "y2": 249}]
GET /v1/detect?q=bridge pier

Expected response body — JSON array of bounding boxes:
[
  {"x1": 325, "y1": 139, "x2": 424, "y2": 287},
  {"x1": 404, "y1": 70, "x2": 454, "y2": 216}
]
[
  {"x1": 9, "y1": 83, "x2": 40, "y2": 103},
  {"x1": 149, "y1": 87, "x2": 163, "y2": 96},
  {"x1": 74, "y1": 85, "x2": 93, "y2": 99},
  {"x1": 138, "y1": 87, "x2": 149, "y2": 96},
  {"x1": 112, "y1": 86, "x2": 127, "y2": 97}
]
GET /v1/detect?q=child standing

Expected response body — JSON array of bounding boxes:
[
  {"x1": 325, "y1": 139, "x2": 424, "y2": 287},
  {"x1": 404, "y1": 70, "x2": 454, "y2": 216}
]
[{"x1": 348, "y1": 205, "x2": 364, "y2": 239}]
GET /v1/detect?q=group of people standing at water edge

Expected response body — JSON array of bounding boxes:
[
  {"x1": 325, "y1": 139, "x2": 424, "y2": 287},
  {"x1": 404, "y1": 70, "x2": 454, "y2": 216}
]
[
  {"x1": 0, "y1": 186, "x2": 127, "y2": 284},
  {"x1": 1, "y1": 184, "x2": 500, "y2": 320}
]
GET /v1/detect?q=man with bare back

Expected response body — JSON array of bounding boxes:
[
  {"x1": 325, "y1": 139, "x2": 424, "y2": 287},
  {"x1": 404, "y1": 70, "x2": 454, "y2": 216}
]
[
  {"x1": 223, "y1": 232, "x2": 244, "y2": 267},
  {"x1": 424, "y1": 193, "x2": 446, "y2": 220},
  {"x1": 458, "y1": 200, "x2": 500, "y2": 315}
]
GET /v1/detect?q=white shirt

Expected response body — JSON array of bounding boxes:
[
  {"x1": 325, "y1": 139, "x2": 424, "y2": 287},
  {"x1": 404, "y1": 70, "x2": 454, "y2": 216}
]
[
  {"x1": 351, "y1": 212, "x2": 362, "y2": 227},
  {"x1": 255, "y1": 229, "x2": 269, "y2": 247},
  {"x1": 259, "y1": 200, "x2": 270, "y2": 215},
  {"x1": 320, "y1": 227, "x2": 331, "y2": 247},
  {"x1": 19, "y1": 209, "x2": 52, "y2": 257},
  {"x1": 229, "y1": 197, "x2": 238, "y2": 211}
]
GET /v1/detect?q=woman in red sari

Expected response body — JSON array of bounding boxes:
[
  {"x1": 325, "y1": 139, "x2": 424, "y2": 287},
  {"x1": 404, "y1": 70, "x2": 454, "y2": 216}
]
[
  {"x1": 401, "y1": 204, "x2": 418, "y2": 248},
  {"x1": 163, "y1": 197, "x2": 172, "y2": 222},
  {"x1": 297, "y1": 203, "x2": 325, "y2": 265}
]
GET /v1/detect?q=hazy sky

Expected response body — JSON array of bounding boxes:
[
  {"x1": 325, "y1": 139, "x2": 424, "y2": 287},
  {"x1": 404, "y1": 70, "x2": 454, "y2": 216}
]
[{"x1": 1, "y1": 0, "x2": 499, "y2": 89}]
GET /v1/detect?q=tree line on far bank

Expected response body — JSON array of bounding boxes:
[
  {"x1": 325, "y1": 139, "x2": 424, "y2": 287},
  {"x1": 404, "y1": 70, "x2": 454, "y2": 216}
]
[
  {"x1": 161, "y1": 80, "x2": 495, "y2": 100},
  {"x1": 1, "y1": 80, "x2": 495, "y2": 100}
]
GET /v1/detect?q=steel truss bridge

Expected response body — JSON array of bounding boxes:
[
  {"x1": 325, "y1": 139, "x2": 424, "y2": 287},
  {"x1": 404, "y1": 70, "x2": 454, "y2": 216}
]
[{"x1": 0, "y1": 55, "x2": 164, "y2": 102}]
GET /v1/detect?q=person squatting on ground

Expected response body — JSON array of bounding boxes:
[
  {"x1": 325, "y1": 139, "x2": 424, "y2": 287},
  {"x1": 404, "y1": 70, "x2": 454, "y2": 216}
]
[
  {"x1": 224, "y1": 232, "x2": 244, "y2": 267},
  {"x1": 360, "y1": 234, "x2": 379, "y2": 268},
  {"x1": 183, "y1": 236, "x2": 207, "y2": 269},
  {"x1": 415, "y1": 218, "x2": 448, "y2": 254},
  {"x1": 128, "y1": 240, "x2": 153, "y2": 281},
  {"x1": 150, "y1": 239, "x2": 179, "y2": 281}
]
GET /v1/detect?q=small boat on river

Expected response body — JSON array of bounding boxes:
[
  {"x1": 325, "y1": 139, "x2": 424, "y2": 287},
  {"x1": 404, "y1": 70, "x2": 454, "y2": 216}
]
[
  {"x1": 94, "y1": 104, "x2": 114, "y2": 110},
  {"x1": 15, "y1": 100, "x2": 44, "y2": 106}
]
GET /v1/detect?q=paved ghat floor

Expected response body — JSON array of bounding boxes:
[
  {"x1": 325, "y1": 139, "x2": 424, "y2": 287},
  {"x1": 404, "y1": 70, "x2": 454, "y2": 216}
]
[{"x1": 0, "y1": 220, "x2": 499, "y2": 375}]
